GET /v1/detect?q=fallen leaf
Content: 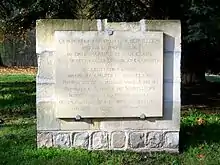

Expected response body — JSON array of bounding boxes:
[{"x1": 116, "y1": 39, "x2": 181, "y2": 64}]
[
  {"x1": 197, "y1": 118, "x2": 206, "y2": 125},
  {"x1": 197, "y1": 154, "x2": 205, "y2": 159}
]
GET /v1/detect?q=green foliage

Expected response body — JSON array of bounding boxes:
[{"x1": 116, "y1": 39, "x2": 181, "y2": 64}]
[
  {"x1": 0, "y1": 74, "x2": 36, "y2": 118},
  {"x1": 89, "y1": 0, "x2": 152, "y2": 22},
  {"x1": 0, "y1": 0, "x2": 79, "y2": 37},
  {"x1": 206, "y1": 74, "x2": 220, "y2": 82},
  {"x1": 183, "y1": 0, "x2": 220, "y2": 44}
]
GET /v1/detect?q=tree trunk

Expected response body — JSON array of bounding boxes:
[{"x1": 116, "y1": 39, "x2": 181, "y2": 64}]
[
  {"x1": 181, "y1": 42, "x2": 207, "y2": 85},
  {"x1": 0, "y1": 54, "x2": 4, "y2": 66},
  {"x1": 182, "y1": 71, "x2": 206, "y2": 85}
]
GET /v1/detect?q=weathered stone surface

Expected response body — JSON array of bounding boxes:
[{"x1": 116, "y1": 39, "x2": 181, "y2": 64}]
[
  {"x1": 36, "y1": 19, "x2": 98, "y2": 54},
  {"x1": 100, "y1": 20, "x2": 181, "y2": 131},
  {"x1": 60, "y1": 119, "x2": 91, "y2": 130},
  {"x1": 92, "y1": 132, "x2": 108, "y2": 149},
  {"x1": 73, "y1": 132, "x2": 89, "y2": 148},
  {"x1": 54, "y1": 31, "x2": 163, "y2": 118},
  {"x1": 37, "y1": 51, "x2": 55, "y2": 81},
  {"x1": 164, "y1": 132, "x2": 179, "y2": 149},
  {"x1": 99, "y1": 101, "x2": 179, "y2": 131},
  {"x1": 129, "y1": 132, "x2": 145, "y2": 148},
  {"x1": 37, "y1": 101, "x2": 60, "y2": 130},
  {"x1": 36, "y1": 19, "x2": 99, "y2": 137},
  {"x1": 37, "y1": 132, "x2": 53, "y2": 147},
  {"x1": 36, "y1": 20, "x2": 181, "y2": 153},
  {"x1": 37, "y1": 83, "x2": 55, "y2": 99},
  {"x1": 111, "y1": 132, "x2": 126, "y2": 148},
  {"x1": 53, "y1": 133, "x2": 71, "y2": 148},
  {"x1": 146, "y1": 132, "x2": 164, "y2": 148}
]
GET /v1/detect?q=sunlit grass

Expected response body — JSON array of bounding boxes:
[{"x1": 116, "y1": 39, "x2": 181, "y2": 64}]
[{"x1": 206, "y1": 74, "x2": 220, "y2": 83}]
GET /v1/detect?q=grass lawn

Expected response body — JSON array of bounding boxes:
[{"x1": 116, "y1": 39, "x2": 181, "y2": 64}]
[
  {"x1": 206, "y1": 74, "x2": 220, "y2": 83},
  {"x1": 1, "y1": 74, "x2": 220, "y2": 165}
]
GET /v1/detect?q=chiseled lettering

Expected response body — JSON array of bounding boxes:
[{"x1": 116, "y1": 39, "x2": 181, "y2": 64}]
[{"x1": 56, "y1": 31, "x2": 163, "y2": 117}]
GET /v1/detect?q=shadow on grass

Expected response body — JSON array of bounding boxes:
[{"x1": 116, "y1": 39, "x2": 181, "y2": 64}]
[
  {"x1": 180, "y1": 120, "x2": 220, "y2": 152},
  {"x1": 0, "y1": 81, "x2": 36, "y2": 118},
  {"x1": 181, "y1": 80, "x2": 220, "y2": 112}
]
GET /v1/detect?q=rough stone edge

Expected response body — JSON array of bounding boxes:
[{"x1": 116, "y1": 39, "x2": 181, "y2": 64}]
[
  {"x1": 36, "y1": 19, "x2": 100, "y2": 132},
  {"x1": 37, "y1": 130, "x2": 179, "y2": 153},
  {"x1": 110, "y1": 131, "x2": 127, "y2": 150}
]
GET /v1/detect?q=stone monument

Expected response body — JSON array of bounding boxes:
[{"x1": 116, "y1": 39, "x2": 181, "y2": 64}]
[{"x1": 36, "y1": 19, "x2": 181, "y2": 152}]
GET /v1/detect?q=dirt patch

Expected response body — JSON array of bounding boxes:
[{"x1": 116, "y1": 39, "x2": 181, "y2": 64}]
[{"x1": 0, "y1": 67, "x2": 37, "y2": 75}]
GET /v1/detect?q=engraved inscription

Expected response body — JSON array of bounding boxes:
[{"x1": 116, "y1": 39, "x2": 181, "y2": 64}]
[{"x1": 55, "y1": 31, "x2": 163, "y2": 118}]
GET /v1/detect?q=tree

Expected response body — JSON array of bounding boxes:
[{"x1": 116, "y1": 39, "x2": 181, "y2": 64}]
[
  {"x1": 90, "y1": 0, "x2": 220, "y2": 84},
  {"x1": 0, "y1": 0, "x2": 79, "y2": 37},
  {"x1": 180, "y1": 0, "x2": 220, "y2": 84},
  {"x1": 89, "y1": 0, "x2": 152, "y2": 22},
  {"x1": 0, "y1": 0, "x2": 80, "y2": 66},
  {"x1": 1, "y1": 0, "x2": 220, "y2": 84}
]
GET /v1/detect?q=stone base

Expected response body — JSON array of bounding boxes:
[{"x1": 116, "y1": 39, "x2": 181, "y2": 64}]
[{"x1": 37, "y1": 130, "x2": 179, "y2": 152}]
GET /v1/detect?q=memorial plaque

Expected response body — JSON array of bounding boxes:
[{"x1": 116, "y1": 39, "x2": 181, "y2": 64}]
[{"x1": 55, "y1": 31, "x2": 163, "y2": 118}]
